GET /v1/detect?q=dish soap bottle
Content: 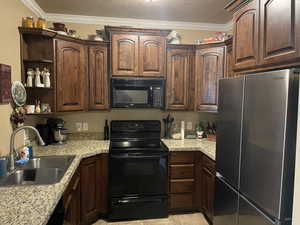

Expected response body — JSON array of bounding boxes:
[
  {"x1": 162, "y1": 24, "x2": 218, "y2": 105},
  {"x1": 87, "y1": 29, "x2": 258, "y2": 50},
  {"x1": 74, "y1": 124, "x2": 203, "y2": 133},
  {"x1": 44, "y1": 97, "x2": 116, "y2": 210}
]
[
  {"x1": 25, "y1": 138, "x2": 33, "y2": 159},
  {"x1": 104, "y1": 120, "x2": 109, "y2": 140}
]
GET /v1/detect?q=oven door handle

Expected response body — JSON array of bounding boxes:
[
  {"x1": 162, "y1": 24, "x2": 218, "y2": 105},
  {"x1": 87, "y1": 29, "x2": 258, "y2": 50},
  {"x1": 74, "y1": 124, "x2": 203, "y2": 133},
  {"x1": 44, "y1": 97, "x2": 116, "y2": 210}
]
[{"x1": 110, "y1": 152, "x2": 168, "y2": 159}]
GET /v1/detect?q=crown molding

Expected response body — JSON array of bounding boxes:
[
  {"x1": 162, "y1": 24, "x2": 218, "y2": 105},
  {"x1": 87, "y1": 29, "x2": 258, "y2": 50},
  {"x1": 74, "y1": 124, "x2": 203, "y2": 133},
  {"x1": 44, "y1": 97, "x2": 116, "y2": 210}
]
[
  {"x1": 20, "y1": 0, "x2": 233, "y2": 31},
  {"x1": 46, "y1": 13, "x2": 232, "y2": 31},
  {"x1": 20, "y1": 0, "x2": 46, "y2": 18}
]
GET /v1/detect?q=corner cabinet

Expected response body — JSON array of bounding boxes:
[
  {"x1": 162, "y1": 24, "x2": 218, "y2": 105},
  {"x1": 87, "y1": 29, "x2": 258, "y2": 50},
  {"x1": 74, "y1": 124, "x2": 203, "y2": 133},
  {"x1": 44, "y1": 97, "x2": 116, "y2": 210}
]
[
  {"x1": 195, "y1": 47, "x2": 225, "y2": 112},
  {"x1": 88, "y1": 44, "x2": 109, "y2": 110},
  {"x1": 80, "y1": 154, "x2": 108, "y2": 225},
  {"x1": 232, "y1": 0, "x2": 259, "y2": 71},
  {"x1": 166, "y1": 47, "x2": 193, "y2": 110},
  {"x1": 64, "y1": 167, "x2": 81, "y2": 225},
  {"x1": 56, "y1": 40, "x2": 87, "y2": 112}
]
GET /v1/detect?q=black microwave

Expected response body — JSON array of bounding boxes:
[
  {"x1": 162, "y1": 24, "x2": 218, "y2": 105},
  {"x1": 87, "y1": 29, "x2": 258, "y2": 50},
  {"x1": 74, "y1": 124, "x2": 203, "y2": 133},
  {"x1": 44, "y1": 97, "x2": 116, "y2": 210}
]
[{"x1": 111, "y1": 78, "x2": 165, "y2": 109}]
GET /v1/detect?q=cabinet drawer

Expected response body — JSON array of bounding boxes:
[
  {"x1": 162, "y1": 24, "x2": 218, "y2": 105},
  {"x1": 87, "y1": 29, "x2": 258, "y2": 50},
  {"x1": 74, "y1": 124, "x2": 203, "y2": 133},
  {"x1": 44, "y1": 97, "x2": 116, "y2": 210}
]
[
  {"x1": 170, "y1": 165, "x2": 194, "y2": 179},
  {"x1": 203, "y1": 155, "x2": 215, "y2": 173},
  {"x1": 170, "y1": 152, "x2": 195, "y2": 164},
  {"x1": 169, "y1": 193, "x2": 194, "y2": 209},
  {"x1": 170, "y1": 179, "x2": 194, "y2": 193}
]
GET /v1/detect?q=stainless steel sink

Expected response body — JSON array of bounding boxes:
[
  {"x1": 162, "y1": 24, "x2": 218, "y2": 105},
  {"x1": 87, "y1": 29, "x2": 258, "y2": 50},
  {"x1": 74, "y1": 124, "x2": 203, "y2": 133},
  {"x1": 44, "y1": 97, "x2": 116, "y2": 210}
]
[
  {"x1": 19, "y1": 155, "x2": 75, "y2": 170},
  {"x1": 0, "y1": 155, "x2": 75, "y2": 187}
]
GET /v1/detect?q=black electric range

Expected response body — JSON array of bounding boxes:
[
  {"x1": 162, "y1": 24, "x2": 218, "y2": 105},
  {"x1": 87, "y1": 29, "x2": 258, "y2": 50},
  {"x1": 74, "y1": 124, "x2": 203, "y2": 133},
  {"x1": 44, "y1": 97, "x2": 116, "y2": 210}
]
[{"x1": 108, "y1": 120, "x2": 169, "y2": 221}]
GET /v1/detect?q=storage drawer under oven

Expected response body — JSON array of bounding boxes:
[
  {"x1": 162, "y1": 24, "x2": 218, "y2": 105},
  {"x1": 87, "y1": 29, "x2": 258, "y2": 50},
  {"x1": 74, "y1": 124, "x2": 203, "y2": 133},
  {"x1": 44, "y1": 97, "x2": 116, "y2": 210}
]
[{"x1": 109, "y1": 195, "x2": 168, "y2": 221}]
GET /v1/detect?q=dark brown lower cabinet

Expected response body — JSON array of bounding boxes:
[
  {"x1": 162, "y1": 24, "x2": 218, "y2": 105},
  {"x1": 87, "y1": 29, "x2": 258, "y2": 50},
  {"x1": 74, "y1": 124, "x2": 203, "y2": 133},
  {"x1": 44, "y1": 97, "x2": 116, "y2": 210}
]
[
  {"x1": 168, "y1": 151, "x2": 215, "y2": 224},
  {"x1": 201, "y1": 155, "x2": 216, "y2": 224},
  {"x1": 63, "y1": 154, "x2": 108, "y2": 225},
  {"x1": 168, "y1": 152, "x2": 202, "y2": 211},
  {"x1": 64, "y1": 167, "x2": 81, "y2": 225},
  {"x1": 80, "y1": 154, "x2": 108, "y2": 225}
]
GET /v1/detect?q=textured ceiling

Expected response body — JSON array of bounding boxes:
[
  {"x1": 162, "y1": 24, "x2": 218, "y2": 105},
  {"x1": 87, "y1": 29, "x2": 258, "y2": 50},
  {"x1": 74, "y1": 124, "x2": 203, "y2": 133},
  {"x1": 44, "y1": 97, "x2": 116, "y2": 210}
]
[{"x1": 36, "y1": 0, "x2": 232, "y2": 24}]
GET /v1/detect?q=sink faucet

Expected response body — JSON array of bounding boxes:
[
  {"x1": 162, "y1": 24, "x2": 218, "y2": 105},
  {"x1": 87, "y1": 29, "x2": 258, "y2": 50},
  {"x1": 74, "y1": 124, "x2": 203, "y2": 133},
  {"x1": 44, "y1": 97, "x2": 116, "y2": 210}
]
[{"x1": 8, "y1": 126, "x2": 45, "y2": 173}]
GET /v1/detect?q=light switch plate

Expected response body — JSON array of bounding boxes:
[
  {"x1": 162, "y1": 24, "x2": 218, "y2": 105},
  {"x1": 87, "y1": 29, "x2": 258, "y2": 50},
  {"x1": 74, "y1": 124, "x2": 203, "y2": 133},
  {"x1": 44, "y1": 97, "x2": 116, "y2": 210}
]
[
  {"x1": 76, "y1": 122, "x2": 82, "y2": 132},
  {"x1": 187, "y1": 121, "x2": 193, "y2": 130}
]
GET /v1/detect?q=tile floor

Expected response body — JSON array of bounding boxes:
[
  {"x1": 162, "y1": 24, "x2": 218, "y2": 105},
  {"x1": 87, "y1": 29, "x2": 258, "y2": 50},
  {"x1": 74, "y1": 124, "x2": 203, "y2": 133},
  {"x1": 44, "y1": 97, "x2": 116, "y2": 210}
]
[{"x1": 93, "y1": 213, "x2": 209, "y2": 225}]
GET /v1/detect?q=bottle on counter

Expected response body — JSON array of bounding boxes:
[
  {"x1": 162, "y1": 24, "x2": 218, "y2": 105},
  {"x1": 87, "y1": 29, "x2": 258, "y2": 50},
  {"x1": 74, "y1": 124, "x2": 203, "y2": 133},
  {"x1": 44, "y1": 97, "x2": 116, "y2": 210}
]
[
  {"x1": 181, "y1": 121, "x2": 185, "y2": 140},
  {"x1": 25, "y1": 139, "x2": 33, "y2": 159},
  {"x1": 104, "y1": 120, "x2": 110, "y2": 140}
]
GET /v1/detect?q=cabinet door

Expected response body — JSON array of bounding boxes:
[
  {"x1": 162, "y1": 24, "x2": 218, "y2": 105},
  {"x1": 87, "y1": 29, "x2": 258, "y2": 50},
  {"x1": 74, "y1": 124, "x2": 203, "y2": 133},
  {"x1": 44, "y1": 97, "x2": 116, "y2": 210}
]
[
  {"x1": 232, "y1": 0, "x2": 259, "y2": 70},
  {"x1": 111, "y1": 34, "x2": 139, "y2": 76},
  {"x1": 139, "y1": 35, "x2": 166, "y2": 77},
  {"x1": 99, "y1": 154, "x2": 108, "y2": 214},
  {"x1": 225, "y1": 44, "x2": 235, "y2": 78},
  {"x1": 88, "y1": 45, "x2": 109, "y2": 110},
  {"x1": 80, "y1": 155, "x2": 101, "y2": 225},
  {"x1": 202, "y1": 167, "x2": 215, "y2": 223},
  {"x1": 64, "y1": 169, "x2": 81, "y2": 225},
  {"x1": 56, "y1": 40, "x2": 86, "y2": 111},
  {"x1": 195, "y1": 47, "x2": 225, "y2": 112},
  {"x1": 166, "y1": 48, "x2": 190, "y2": 110},
  {"x1": 259, "y1": 0, "x2": 300, "y2": 65}
]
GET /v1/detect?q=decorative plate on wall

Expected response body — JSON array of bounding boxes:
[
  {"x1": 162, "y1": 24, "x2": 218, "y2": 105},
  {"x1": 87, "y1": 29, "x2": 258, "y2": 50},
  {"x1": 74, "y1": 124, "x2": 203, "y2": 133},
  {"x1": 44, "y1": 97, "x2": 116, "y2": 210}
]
[{"x1": 11, "y1": 81, "x2": 26, "y2": 106}]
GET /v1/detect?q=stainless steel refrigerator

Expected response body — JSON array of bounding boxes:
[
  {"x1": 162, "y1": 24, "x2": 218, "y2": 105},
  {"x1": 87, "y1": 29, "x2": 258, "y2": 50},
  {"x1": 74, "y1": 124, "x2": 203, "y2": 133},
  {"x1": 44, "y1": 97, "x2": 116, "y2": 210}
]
[{"x1": 214, "y1": 69, "x2": 300, "y2": 225}]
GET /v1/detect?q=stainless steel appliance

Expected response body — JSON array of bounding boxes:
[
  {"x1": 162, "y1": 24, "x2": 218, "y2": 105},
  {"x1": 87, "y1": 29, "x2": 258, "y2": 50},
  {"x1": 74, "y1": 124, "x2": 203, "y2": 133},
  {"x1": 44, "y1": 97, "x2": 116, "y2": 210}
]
[
  {"x1": 214, "y1": 69, "x2": 299, "y2": 225},
  {"x1": 111, "y1": 78, "x2": 165, "y2": 109},
  {"x1": 108, "y1": 120, "x2": 168, "y2": 221}
]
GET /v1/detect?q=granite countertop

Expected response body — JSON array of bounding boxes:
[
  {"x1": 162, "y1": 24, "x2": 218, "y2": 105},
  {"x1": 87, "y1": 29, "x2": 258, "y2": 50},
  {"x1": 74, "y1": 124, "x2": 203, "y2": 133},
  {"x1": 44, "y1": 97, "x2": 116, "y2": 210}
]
[
  {"x1": 0, "y1": 140, "x2": 110, "y2": 225},
  {"x1": 0, "y1": 139, "x2": 215, "y2": 225},
  {"x1": 163, "y1": 139, "x2": 216, "y2": 160}
]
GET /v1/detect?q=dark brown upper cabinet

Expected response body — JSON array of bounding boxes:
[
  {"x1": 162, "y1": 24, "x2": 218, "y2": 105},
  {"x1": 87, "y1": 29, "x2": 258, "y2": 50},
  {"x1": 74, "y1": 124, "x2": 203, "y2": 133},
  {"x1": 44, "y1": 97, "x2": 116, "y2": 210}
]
[
  {"x1": 195, "y1": 47, "x2": 225, "y2": 112},
  {"x1": 232, "y1": 0, "x2": 259, "y2": 71},
  {"x1": 111, "y1": 34, "x2": 139, "y2": 76},
  {"x1": 259, "y1": 0, "x2": 300, "y2": 66},
  {"x1": 107, "y1": 26, "x2": 170, "y2": 77},
  {"x1": 166, "y1": 47, "x2": 192, "y2": 110},
  {"x1": 139, "y1": 35, "x2": 166, "y2": 77},
  {"x1": 88, "y1": 44, "x2": 109, "y2": 110},
  {"x1": 225, "y1": 38, "x2": 235, "y2": 78},
  {"x1": 56, "y1": 39, "x2": 87, "y2": 112},
  {"x1": 228, "y1": 0, "x2": 300, "y2": 73}
]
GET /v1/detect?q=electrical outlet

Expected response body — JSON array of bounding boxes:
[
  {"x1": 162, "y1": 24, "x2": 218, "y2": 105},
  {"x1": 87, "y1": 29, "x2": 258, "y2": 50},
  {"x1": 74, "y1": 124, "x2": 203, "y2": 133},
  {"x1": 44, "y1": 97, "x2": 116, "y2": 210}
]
[
  {"x1": 187, "y1": 121, "x2": 193, "y2": 130},
  {"x1": 76, "y1": 122, "x2": 82, "y2": 132},
  {"x1": 83, "y1": 122, "x2": 89, "y2": 131}
]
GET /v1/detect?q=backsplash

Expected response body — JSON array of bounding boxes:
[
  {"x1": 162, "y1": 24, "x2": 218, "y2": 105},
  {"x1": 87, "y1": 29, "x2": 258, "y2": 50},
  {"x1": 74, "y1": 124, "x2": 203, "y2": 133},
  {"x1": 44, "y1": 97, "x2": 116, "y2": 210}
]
[{"x1": 25, "y1": 109, "x2": 217, "y2": 139}]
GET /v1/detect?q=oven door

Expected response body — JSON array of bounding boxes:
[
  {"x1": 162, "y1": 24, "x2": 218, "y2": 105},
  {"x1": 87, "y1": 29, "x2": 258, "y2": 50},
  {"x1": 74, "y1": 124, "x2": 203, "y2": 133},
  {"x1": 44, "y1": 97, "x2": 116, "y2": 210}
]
[{"x1": 109, "y1": 152, "x2": 168, "y2": 197}]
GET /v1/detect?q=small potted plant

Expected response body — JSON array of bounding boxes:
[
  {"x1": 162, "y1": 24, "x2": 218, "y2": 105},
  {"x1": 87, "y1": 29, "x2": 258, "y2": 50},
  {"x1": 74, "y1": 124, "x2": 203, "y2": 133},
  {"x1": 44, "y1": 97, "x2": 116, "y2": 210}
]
[{"x1": 10, "y1": 107, "x2": 26, "y2": 129}]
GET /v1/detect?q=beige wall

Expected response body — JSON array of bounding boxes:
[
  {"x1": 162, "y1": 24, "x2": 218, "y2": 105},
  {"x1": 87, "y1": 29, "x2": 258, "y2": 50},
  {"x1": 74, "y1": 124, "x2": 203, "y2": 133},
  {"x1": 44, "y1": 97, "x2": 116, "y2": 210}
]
[
  {"x1": 43, "y1": 110, "x2": 217, "y2": 135},
  {"x1": 0, "y1": 0, "x2": 37, "y2": 156},
  {"x1": 47, "y1": 22, "x2": 222, "y2": 44}
]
